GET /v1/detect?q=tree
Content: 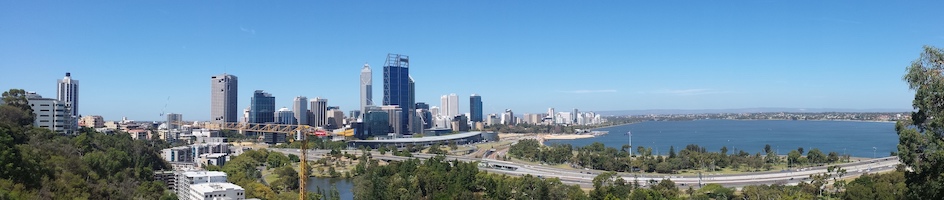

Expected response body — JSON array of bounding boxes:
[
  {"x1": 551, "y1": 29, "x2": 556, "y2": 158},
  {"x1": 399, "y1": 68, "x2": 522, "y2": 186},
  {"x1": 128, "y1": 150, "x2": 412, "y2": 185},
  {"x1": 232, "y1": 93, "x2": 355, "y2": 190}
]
[
  {"x1": 272, "y1": 166, "x2": 299, "y2": 191},
  {"x1": 1, "y1": 89, "x2": 33, "y2": 115},
  {"x1": 668, "y1": 146, "x2": 676, "y2": 158},
  {"x1": 899, "y1": 45, "x2": 944, "y2": 199},
  {"x1": 807, "y1": 148, "x2": 826, "y2": 165},
  {"x1": 827, "y1": 151, "x2": 840, "y2": 163}
]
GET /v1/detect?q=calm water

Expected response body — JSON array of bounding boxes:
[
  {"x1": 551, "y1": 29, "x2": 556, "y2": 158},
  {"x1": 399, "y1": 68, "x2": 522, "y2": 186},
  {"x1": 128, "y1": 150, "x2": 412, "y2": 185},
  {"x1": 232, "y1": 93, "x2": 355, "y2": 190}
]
[
  {"x1": 547, "y1": 120, "x2": 898, "y2": 158},
  {"x1": 306, "y1": 177, "x2": 354, "y2": 200}
]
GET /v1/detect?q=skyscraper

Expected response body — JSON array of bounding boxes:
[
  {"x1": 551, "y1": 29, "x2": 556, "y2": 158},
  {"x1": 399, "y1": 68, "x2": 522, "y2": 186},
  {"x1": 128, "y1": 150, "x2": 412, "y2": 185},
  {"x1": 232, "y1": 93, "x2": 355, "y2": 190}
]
[
  {"x1": 249, "y1": 90, "x2": 275, "y2": 124},
  {"x1": 57, "y1": 72, "x2": 79, "y2": 118},
  {"x1": 440, "y1": 94, "x2": 459, "y2": 118},
  {"x1": 309, "y1": 97, "x2": 328, "y2": 128},
  {"x1": 211, "y1": 74, "x2": 238, "y2": 123},
  {"x1": 573, "y1": 108, "x2": 579, "y2": 124},
  {"x1": 470, "y1": 94, "x2": 483, "y2": 122},
  {"x1": 360, "y1": 63, "x2": 372, "y2": 118},
  {"x1": 293, "y1": 96, "x2": 308, "y2": 125},
  {"x1": 383, "y1": 54, "x2": 413, "y2": 135},
  {"x1": 502, "y1": 109, "x2": 515, "y2": 125}
]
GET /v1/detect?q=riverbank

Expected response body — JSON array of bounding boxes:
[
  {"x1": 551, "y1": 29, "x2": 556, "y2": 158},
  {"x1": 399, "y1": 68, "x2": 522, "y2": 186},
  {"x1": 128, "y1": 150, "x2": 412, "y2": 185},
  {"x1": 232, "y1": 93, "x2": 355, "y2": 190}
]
[
  {"x1": 589, "y1": 122, "x2": 638, "y2": 130},
  {"x1": 541, "y1": 134, "x2": 595, "y2": 140}
]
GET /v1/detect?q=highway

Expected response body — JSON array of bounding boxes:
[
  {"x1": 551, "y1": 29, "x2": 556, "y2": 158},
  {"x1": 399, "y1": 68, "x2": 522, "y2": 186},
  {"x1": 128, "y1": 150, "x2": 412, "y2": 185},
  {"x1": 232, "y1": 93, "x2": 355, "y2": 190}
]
[{"x1": 268, "y1": 148, "x2": 899, "y2": 189}]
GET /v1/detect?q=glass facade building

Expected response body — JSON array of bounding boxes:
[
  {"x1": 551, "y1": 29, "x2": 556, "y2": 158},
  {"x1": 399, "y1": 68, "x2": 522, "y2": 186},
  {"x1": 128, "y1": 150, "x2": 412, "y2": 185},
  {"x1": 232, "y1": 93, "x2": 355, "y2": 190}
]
[
  {"x1": 470, "y1": 94, "x2": 483, "y2": 122},
  {"x1": 249, "y1": 90, "x2": 275, "y2": 124}
]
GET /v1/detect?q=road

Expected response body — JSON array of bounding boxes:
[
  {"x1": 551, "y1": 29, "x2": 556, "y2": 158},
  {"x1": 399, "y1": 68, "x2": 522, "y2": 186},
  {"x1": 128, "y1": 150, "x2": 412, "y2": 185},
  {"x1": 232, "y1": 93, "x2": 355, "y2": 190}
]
[{"x1": 268, "y1": 148, "x2": 899, "y2": 189}]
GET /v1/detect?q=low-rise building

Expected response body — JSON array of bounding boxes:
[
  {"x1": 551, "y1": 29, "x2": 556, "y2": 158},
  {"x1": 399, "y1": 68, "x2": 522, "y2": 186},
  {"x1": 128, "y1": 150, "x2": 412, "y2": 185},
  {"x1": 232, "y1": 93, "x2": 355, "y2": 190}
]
[
  {"x1": 79, "y1": 115, "x2": 105, "y2": 128},
  {"x1": 184, "y1": 182, "x2": 245, "y2": 200},
  {"x1": 175, "y1": 171, "x2": 245, "y2": 200}
]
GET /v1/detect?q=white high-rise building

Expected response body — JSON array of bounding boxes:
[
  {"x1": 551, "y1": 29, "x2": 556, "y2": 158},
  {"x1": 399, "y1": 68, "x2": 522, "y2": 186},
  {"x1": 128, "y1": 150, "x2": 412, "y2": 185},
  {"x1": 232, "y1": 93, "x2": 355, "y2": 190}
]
[
  {"x1": 501, "y1": 109, "x2": 515, "y2": 125},
  {"x1": 440, "y1": 94, "x2": 459, "y2": 118},
  {"x1": 309, "y1": 98, "x2": 328, "y2": 128},
  {"x1": 547, "y1": 108, "x2": 555, "y2": 121},
  {"x1": 57, "y1": 72, "x2": 79, "y2": 118},
  {"x1": 241, "y1": 106, "x2": 250, "y2": 124},
  {"x1": 360, "y1": 64, "x2": 372, "y2": 119},
  {"x1": 293, "y1": 96, "x2": 308, "y2": 125}
]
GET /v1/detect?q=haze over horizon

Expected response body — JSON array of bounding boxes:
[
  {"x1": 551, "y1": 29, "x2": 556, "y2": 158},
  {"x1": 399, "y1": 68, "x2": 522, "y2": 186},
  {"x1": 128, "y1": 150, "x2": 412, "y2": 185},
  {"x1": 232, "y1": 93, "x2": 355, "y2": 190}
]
[{"x1": 2, "y1": 1, "x2": 940, "y2": 121}]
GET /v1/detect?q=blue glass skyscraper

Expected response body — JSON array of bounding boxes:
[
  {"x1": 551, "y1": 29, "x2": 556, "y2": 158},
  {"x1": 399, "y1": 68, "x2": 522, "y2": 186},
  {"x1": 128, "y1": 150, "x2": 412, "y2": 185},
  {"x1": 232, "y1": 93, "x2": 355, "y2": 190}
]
[
  {"x1": 250, "y1": 90, "x2": 275, "y2": 124},
  {"x1": 383, "y1": 54, "x2": 413, "y2": 135},
  {"x1": 470, "y1": 94, "x2": 483, "y2": 122}
]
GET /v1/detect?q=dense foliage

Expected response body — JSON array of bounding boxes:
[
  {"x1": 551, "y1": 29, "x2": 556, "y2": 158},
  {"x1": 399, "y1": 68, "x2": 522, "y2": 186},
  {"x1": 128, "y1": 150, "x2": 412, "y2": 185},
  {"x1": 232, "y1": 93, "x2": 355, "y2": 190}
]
[
  {"x1": 0, "y1": 94, "x2": 171, "y2": 199},
  {"x1": 352, "y1": 155, "x2": 589, "y2": 200},
  {"x1": 898, "y1": 45, "x2": 944, "y2": 199},
  {"x1": 509, "y1": 139, "x2": 844, "y2": 173},
  {"x1": 220, "y1": 148, "x2": 340, "y2": 200}
]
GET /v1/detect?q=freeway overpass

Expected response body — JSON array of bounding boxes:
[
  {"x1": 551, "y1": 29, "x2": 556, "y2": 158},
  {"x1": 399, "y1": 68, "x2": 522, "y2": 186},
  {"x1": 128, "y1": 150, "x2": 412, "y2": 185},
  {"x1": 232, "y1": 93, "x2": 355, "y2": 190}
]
[{"x1": 268, "y1": 148, "x2": 899, "y2": 189}]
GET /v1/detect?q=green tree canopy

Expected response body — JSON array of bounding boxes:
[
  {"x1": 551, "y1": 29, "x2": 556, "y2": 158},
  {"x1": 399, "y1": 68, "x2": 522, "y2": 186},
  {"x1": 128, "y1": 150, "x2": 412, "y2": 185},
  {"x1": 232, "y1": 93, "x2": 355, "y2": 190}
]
[{"x1": 899, "y1": 45, "x2": 944, "y2": 199}]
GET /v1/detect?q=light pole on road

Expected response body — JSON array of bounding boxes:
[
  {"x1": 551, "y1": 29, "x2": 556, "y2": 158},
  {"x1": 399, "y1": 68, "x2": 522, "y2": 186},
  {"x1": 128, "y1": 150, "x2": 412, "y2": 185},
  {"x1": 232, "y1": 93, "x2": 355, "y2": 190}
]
[{"x1": 873, "y1": 147, "x2": 877, "y2": 159}]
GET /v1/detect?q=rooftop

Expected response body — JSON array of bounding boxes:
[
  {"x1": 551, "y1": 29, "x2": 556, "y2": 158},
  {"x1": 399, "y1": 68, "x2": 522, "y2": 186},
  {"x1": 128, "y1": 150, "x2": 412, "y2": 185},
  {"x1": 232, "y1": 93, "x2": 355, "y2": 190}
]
[
  {"x1": 190, "y1": 182, "x2": 244, "y2": 194},
  {"x1": 181, "y1": 171, "x2": 227, "y2": 178}
]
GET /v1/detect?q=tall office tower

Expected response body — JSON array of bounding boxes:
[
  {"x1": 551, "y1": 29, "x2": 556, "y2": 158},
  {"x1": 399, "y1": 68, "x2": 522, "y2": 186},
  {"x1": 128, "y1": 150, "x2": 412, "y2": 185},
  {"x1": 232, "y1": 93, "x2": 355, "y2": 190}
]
[
  {"x1": 275, "y1": 107, "x2": 296, "y2": 124},
  {"x1": 166, "y1": 113, "x2": 182, "y2": 130},
  {"x1": 548, "y1": 108, "x2": 555, "y2": 121},
  {"x1": 439, "y1": 94, "x2": 459, "y2": 118},
  {"x1": 501, "y1": 109, "x2": 515, "y2": 125},
  {"x1": 293, "y1": 96, "x2": 308, "y2": 125},
  {"x1": 57, "y1": 72, "x2": 79, "y2": 118},
  {"x1": 360, "y1": 63, "x2": 372, "y2": 117},
  {"x1": 309, "y1": 98, "x2": 328, "y2": 128},
  {"x1": 470, "y1": 94, "x2": 483, "y2": 122},
  {"x1": 249, "y1": 90, "x2": 275, "y2": 124},
  {"x1": 572, "y1": 108, "x2": 579, "y2": 124},
  {"x1": 380, "y1": 105, "x2": 403, "y2": 136},
  {"x1": 447, "y1": 94, "x2": 458, "y2": 118},
  {"x1": 326, "y1": 108, "x2": 344, "y2": 130},
  {"x1": 439, "y1": 95, "x2": 449, "y2": 117},
  {"x1": 211, "y1": 74, "x2": 238, "y2": 123},
  {"x1": 408, "y1": 76, "x2": 418, "y2": 134},
  {"x1": 383, "y1": 54, "x2": 413, "y2": 135},
  {"x1": 242, "y1": 106, "x2": 250, "y2": 123}
]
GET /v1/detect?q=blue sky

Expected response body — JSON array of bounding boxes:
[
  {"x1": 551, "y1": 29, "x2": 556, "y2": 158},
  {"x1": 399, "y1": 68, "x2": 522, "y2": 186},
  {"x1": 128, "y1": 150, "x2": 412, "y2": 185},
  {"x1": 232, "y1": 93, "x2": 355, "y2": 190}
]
[{"x1": 2, "y1": 1, "x2": 941, "y2": 121}]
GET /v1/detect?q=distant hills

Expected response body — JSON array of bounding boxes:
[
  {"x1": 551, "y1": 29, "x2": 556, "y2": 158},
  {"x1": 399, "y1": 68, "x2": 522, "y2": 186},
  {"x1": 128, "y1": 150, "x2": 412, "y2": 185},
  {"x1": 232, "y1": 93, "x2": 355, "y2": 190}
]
[{"x1": 596, "y1": 108, "x2": 913, "y2": 116}]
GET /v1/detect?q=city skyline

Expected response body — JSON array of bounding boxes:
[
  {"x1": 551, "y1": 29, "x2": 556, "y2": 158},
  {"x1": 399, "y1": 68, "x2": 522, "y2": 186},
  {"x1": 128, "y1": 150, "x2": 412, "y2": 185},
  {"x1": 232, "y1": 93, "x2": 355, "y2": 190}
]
[{"x1": 3, "y1": 1, "x2": 941, "y2": 121}]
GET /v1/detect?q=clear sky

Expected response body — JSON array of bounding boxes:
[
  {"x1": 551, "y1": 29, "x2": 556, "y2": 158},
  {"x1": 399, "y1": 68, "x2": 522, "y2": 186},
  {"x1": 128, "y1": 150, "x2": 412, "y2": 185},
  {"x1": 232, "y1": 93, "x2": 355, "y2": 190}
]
[{"x1": 2, "y1": 1, "x2": 941, "y2": 121}]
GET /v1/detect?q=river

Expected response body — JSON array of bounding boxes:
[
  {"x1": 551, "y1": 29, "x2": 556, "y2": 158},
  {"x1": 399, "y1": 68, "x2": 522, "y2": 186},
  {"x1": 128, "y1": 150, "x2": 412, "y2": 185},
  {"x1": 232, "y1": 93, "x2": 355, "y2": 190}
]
[
  {"x1": 305, "y1": 177, "x2": 354, "y2": 199},
  {"x1": 546, "y1": 119, "x2": 898, "y2": 158}
]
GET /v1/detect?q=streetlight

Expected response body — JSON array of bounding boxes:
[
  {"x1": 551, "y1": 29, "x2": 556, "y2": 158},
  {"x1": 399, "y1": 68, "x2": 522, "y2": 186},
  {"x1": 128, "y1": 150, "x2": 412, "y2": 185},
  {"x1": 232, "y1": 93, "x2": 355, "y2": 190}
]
[{"x1": 873, "y1": 147, "x2": 877, "y2": 159}]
